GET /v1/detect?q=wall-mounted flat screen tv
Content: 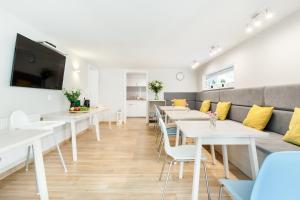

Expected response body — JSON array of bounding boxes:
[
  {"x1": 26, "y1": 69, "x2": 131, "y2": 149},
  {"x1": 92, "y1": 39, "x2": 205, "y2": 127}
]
[{"x1": 10, "y1": 33, "x2": 66, "y2": 90}]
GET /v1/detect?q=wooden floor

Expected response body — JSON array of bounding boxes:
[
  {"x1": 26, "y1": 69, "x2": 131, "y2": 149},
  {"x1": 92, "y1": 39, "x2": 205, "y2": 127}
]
[{"x1": 0, "y1": 118, "x2": 247, "y2": 200}]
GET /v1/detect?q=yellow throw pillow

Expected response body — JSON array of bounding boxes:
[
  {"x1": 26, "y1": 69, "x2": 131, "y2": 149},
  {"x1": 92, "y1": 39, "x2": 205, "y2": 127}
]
[
  {"x1": 282, "y1": 107, "x2": 300, "y2": 146},
  {"x1": 216, "y1": 102, "x2": 231, "y2": 120},
  {"x1": 200, "y1": 100, "x2": 211, "y2": 113},
  {"x1": 172, "y1": 99, "x2": 187, "y2": 107},
  {"x1": 243, "y1": 105, "x2": 274, "y2": 131},
  {"x1": 283, "y1": 124, "x2": 300, "y2": 146},
  {"x1": 288, "y1": 107, "x2": 300, "y2": 130}
]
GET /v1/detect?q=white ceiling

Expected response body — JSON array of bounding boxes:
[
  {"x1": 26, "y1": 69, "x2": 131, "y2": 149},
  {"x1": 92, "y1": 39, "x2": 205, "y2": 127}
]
[{"x1": 1, "y1": 0, "x2": 300, "y2": 69}]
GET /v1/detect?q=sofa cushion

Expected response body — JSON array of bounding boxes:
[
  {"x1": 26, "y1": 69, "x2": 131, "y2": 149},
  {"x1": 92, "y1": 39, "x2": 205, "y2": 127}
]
[
  {"x1": 256, "y1": 131, "x2": 300, "y2": 154},
  {"x1": 264, "y1": 84, "x2": 300, "y2": 111},
  {"x1": 265, "y1": 110, "x2": 293, "y2": 135},
  {"x1": 198, "y1": 90, "x2": 219, "y2": 103},
  {"x1": 220, "y1": 87, "x2": 265, "y2": 106},
  {"x1": 227, "y1": 105, "x2": 250, "y2": 123}
]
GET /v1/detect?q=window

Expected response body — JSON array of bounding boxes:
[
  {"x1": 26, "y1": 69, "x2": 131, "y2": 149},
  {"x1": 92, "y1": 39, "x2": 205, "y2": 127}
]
[{"x1": 204, "y1": 66, "x2": 234, "y2": 90}]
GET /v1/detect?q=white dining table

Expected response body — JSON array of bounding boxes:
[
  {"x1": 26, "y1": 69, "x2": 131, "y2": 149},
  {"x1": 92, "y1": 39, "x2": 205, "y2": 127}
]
[
  {"x1": 0, "y1": 129, "x2": 52, "y2": 200},
  {"x1": 164, "y1": 110, "x2": 209, "y2": 124},
  {"x1": 175, "y1": 120, "x2": 268, "y2": 200},
  {"x1": 43, "y1": 106, "x2": 110, "y2": 161},
  {"x1": 159, "y1": 106, "x2": 189, "y2": 112}
]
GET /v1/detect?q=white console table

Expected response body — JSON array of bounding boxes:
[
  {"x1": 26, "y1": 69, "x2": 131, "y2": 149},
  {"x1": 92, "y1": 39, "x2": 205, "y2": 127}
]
[
  {"x1": 0, "y1": 129, "x2": 52, "y2": 200},
  {"x1": 43, "y1": 107, "x2": 110, "y2": 161}
]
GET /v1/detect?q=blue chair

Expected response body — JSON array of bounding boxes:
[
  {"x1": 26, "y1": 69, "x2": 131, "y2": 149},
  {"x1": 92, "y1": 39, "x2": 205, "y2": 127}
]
[{"x1": 218, "y1": 151, "x2": 300, "y2": 200}]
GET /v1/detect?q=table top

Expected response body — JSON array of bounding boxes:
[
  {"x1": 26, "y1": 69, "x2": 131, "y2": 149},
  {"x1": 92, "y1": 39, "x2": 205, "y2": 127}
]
[
  {"x1": 176, "y1": 120, "x2": 269, "y2": 138},
  {"x1": 18, "y1": 121, "x2": 66, "y2": 130},
  {"x1": 0, "y1": 129, "x2": 52, "y2": 154},
  {"x1": 159, "y1": 106, "x2": 189, "y2": 111},
  {"x1": 43, "y1": 107, "x2": 108, "y2": 121},
  {"x1": 166, "y1": 110, "x2": 210, "y2": 121}
]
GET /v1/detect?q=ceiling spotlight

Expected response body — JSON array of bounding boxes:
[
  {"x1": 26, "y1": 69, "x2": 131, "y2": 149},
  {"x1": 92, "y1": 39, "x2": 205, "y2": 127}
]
[
  {"x1": 209, "y1": 45, "x2": 222, "y2": 56},
  {"x1": 265, "y1": 9, "x2": 274, "y2": 19},
  {"x1": 246, "y1": 25, "x2": 253, "y2": 33},
  {"x1": 191, "y1": 61, "x2": 200, "y2": 69},
  {"x1": 254, "y1": 19, "x2": 262, "y2": 27}
]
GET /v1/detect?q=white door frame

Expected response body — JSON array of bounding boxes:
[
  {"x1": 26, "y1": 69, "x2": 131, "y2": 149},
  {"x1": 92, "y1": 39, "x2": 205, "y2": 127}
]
[{"x1": 123, "y1": 70, "x2": 149, "y2": 123}]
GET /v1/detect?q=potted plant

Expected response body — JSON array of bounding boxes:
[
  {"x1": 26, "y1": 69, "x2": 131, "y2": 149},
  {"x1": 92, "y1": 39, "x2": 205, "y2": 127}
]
[
  {"x1": 220, "y1": 79, "x2": 226, "y2": 87},
  {"x1": 210, "y1": 80, "x2": 216, "y2": 89},
  {"x1": 148, "y1": 80, "x2": 163, "y2": 100},
  {"x1": 63, "y1": 89, "x2": 81, "y2": 108}
]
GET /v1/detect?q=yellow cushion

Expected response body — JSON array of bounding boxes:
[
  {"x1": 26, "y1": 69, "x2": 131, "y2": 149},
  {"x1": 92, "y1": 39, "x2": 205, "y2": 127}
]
[
  {"x1": 282, "y1": 107, "x2": 300, "y2": 146},
  {"x1": 172, "y1": 99, "x2": 187, "y2": 107},
  {"x1": 215, "y1": 102, "x2": 231, "y2": 120},
  {"x1": 288, "y1": 107, "x2": 300, "y2": 130},
  {"x1": 283, "y1": 124, "x2": 300, "y2": 146},
  {"x1": 200, "y1": 100, "x2": 211, "y2": 113},
  {"x1": 243, "y1": 105, "x2": 274, "y2": 131}
]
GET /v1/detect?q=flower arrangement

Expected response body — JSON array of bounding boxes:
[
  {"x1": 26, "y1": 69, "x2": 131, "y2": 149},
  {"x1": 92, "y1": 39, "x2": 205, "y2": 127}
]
[
  {"x1": 63, "y1": 89, "x2": 81, "y2": 107},
  {"x1": 208, "y1": 111, "x2": 218, "y2": 128},
  {"x1": 148, "y1": 80, "x2": 163, "y2": 100}
]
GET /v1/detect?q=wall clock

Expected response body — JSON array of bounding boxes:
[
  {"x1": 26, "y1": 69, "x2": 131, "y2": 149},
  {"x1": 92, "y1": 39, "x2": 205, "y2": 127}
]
[{"x1": 176, "y1": 72, "x2": 184, "y2": 81}]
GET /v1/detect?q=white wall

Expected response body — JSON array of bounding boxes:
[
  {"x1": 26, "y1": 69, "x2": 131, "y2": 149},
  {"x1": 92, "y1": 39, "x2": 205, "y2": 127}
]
[
  {"x1": 197, "y1": 10, "x2": 300, "y2": 91},
  {"x1": 98, "y1": 68, "x2": 197, "y2": 121},
  {"x1": 0, "y1": 9, "x2": 91, "y2": 173}
]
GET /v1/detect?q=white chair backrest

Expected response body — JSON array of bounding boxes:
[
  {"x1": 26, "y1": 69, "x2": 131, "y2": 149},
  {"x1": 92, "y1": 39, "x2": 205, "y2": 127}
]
[
  {"x1": 154, "y1": 105, "x2": 162, "y2": 119},
  {"x1": 10, "y1": 110, "x2": 30, "y2": 130},
  {"x1": 158, "y1": 118, "x2": 172, "y2": 155}
]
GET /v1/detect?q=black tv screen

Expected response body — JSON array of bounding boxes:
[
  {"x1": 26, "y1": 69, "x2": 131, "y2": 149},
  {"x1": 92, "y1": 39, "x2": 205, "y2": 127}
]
[{"x1": 10, "y1": 34, "x2": 66, "y2": 90}]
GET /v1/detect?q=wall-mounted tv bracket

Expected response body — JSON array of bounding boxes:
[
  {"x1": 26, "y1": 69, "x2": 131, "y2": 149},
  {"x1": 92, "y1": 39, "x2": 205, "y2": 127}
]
[{"x1": 36, "y1": 40, "x2": 67, "y2": 56}]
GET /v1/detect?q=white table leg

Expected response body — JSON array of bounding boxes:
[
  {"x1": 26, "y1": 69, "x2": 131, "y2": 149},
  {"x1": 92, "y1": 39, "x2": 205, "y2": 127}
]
[
  {"x1": 175, "y1": 127, "x2": 180, "y2": 147},
  {"x1": 179, "y1": 135, "x2": 186, "y2": 179},
  {"x1": 192, "y1": 138, "x2": 202, "y2": 200},
  {"x1": 70, "y1": 120, "x2": 78, "y2": 162},
  {"x1": 248, "y1": 138, "x2": 259, "y2": 179},
  {"x1": 52, "y1": 134, "x2": 67, "y2": 173},
  {"x1": 210, "y1": 145, "x2": 216, "y2": 165},
  {"x1": 94, "y1": 114, "x2": 101, "y2": 141},
  {"x1": 32, "y1": 140, "x2": 49, "y2": 200},
  {"x1": 164, "y1": 114, "x2": 167, "y2": 124},
  {"x1": 222, "y1": 145, "x2": 229, "y2": 178}
]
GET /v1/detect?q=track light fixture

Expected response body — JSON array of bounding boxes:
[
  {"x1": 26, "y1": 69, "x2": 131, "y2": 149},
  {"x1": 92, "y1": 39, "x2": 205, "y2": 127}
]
[
  {"x1": 209, "y1": 45, "x2": 222, "y2": 56},
  {"x1": 245, "y1": 8, "x2": 274, "y2": 34}
]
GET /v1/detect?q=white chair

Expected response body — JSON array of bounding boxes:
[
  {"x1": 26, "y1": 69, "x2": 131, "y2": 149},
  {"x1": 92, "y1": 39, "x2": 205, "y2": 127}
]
[
  {"x1": 158, "y1": 118, "x2": 211, "y2": 200},
  {"x1": 10, "y1": 110, "x2": 67, "y2": 173}
]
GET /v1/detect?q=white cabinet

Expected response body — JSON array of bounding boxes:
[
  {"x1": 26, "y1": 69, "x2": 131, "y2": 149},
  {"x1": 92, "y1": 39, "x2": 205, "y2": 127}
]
[
  {"x1": 126, "y1": 100, "x2": 147, "y2": 117},
  {"x1": 127, "y1": 74, "x2": 147, "y2": 86}
]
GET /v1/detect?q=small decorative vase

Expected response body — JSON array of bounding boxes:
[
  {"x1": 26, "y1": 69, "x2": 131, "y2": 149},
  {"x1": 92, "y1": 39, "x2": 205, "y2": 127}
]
[
  {"x1": 209, "y1": 116, "x2": 217, "y2": 128},
  {"x1": 155, "y1": 93, "x2": 159, "y2": 100}
]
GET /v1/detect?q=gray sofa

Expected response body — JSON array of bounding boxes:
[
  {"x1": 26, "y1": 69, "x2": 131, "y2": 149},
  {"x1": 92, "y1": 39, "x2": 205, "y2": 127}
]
[{"x1": 164, "y1": 84, "x2": 300, "y2": 176}]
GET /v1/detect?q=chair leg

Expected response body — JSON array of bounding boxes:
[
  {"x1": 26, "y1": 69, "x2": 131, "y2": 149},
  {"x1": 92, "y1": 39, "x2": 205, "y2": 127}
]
[
  {"x1": 218, "y1": 185, "x2": 224, "y2": 200},
  {"x1": 157, "y1": 133, "x2": 163, "y2": 151},
  {"x1": 158, "y1": 142, "x2": 164, "y2": 161},
  {"x1": 202, "y1": 161, "x2": 211, "y2": 200},
  {"x1": 52, "y1": 134, "x2": 68, "y2": 173},
  {"x1": 161, "y1": 161, "x2": 173, "y2": 200},
  {"x1": 32, "y1": 146, "x2": 39, "y2": 195},
  {"x1": 25, "y1": 146, "x2": 31, "y2": 172},
  {"x1": 159, "y1": 155, "x2": 168, "y2": 181}
]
